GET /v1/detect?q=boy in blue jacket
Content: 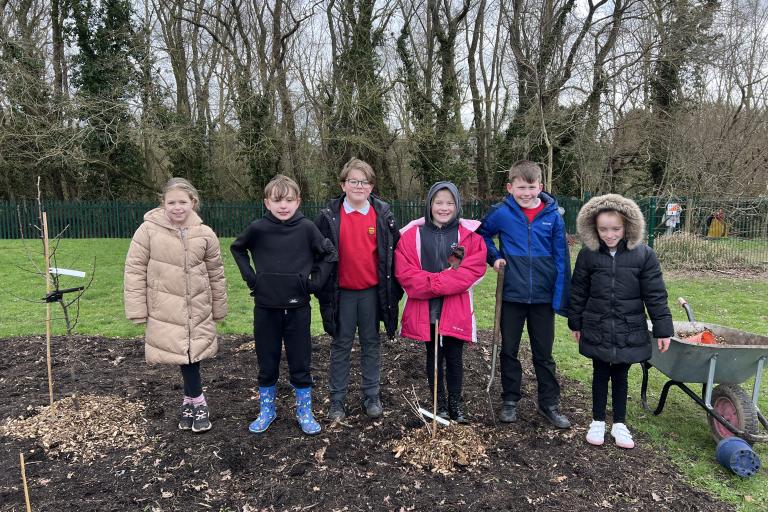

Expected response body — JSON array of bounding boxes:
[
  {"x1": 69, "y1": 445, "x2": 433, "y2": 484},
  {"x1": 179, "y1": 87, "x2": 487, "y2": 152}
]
[{"x1": 479, "y1": 160, "x2": 571, "y2": 428}]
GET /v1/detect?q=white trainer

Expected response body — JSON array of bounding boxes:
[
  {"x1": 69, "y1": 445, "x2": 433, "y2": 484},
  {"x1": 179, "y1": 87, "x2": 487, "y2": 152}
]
[
  {"x1": 611, "y1": 422, "x2": 635, "y2": 449},
  {"x1": 586, "y1": 420, "x2": 606, "y2": 446}
]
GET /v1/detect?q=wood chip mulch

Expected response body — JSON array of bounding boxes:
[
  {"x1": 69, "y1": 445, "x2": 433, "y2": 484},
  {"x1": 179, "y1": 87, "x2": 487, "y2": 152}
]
[
  {"x1": 391, "y1": 423, "x2": 488, "y2": 474},
  {"x1": 0, "y1": 394, "x2": 150, "y2": 462}
]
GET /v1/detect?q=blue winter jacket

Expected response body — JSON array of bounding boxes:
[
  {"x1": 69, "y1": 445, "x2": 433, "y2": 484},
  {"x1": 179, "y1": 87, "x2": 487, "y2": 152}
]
[{"x1": 478, "y1": 192, "x2": 571, "y2": 316}]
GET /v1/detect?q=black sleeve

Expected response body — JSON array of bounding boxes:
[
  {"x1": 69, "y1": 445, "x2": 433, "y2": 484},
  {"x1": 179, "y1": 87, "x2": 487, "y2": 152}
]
[
  {"x1": 567, "y1": 249, "x2": 590, "y2": 331},
  {"x1": 388, "y1": 211, "x2": 404, "y2": 301},
  {"x1": 230, "y1": 224, "x2": 258, "y2": 290},
  {"x1": 640, "y1": 247, "x2": 674, "y2": 338},
  {"x1": 307, "y1": 223, "x2": 338, "y2": 295}
]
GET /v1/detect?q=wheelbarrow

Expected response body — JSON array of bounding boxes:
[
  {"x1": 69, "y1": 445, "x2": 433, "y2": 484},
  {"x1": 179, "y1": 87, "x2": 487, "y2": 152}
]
[{"x1": 641, "y1": 320, "x2": 768, "y2": 444}]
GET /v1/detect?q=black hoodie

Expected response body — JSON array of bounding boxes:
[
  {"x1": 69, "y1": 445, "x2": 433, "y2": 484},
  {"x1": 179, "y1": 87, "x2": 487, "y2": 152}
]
[
  {"x1": 231, "y1": 210, "x2": 337, "y2": 308},
  {"x1": 420, "y1": 181, "x2": 461, "y2": 322}
]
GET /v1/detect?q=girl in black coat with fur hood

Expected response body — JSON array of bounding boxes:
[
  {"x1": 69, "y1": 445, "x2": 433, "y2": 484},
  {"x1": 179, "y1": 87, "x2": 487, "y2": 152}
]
[{"x1": 569, "y1": 194, "x2": 673, "y2": 449}]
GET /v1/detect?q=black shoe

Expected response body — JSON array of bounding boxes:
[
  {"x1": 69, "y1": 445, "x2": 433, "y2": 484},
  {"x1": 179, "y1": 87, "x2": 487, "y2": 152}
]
[
  {"x1": 178, "y1": 404, "x2": 194, "y2": 430},
  {"x1": 363, "y1": 396, "x2": 382, "y2": 419},
  {"x1": 448, "y1": 394, "x2": 469, "y2": 424},
  {"x1": 328, "y1": 400, "x2": 346, "y2": 421},
  {"x1": 537, "y1": 404, "x2": 571, "y2": 429},
  {"x1": 192, "y1": 404, "x2": 212, "y2": 433},
  {"x1": 437, "y1": 394, "x2": 449, "y2": 420},
  {"x1": 499, "y1": 401, "x2": 517, "y2": 423}
]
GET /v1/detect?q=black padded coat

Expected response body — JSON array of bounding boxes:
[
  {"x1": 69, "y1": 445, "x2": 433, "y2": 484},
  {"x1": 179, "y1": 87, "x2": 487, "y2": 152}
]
[{"x1": 567, "y1": 194, "x2": 673, "y2": 364}]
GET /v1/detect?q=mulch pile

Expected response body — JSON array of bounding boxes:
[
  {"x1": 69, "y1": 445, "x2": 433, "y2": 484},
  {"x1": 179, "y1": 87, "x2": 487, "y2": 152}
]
[
  {"x1": 0, "y1": 333, "x2": 735, "y2": 511},
  {"x1": 391, "y1": 423, "x2": 488, "y2": 474},
  {"x1": 1, "y1": 394, "x2": 149, "y2": 462}
]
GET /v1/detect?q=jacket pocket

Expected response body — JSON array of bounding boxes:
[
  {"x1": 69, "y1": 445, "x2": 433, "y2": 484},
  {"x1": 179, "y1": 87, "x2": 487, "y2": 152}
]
[
  {"x1": 254, "y1": 272, "x2": 308, "y2": 308},
  {"x1": 580, "y1": 311, "x2": 603, "y2": 345},
  {"x1": 625, "y1": 314, "x2": 650, "y2": 346}
]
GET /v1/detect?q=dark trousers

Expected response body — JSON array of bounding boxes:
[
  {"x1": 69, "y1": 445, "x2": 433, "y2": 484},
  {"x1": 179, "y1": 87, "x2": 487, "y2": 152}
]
[
  {"x1": 328, "y1": 287, "x2": 380, "y2": 402},
  {"x1": 180, "y1": 362, "x2": 202, "y2": 398},
  {"x1": 254, "y1": 304, "x2": 312, "y2": 388},
  {"x1": 499, "y1": 302, "x2": 560, "y2": 406},
  {"x1": 591, "y1": 359, "x2": 631, "y2": 423},
  {"x1": 424, "y1": 325, "x2": 464, "y2": 396}
]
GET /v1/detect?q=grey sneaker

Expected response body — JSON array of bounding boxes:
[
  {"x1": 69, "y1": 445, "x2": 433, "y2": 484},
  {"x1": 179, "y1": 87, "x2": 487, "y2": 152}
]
[
  {"x1": 328, "y1": 400, "x2": 346, "y2": 421},
  {"x1": 178, "y1": 404, "x2": 194, "y2": 430},
  {"x1": 192, "y1": 404, "x2": 212, "y2": 433},
  {"x1": 363, "y1": 396, "x2": 382, "y2": 419}
]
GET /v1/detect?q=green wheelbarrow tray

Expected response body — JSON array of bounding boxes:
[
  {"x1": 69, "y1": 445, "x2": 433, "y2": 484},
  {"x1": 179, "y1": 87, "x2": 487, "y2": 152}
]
[{"x1": 641, "y1": 321, "x2": 768, "y2": 443}]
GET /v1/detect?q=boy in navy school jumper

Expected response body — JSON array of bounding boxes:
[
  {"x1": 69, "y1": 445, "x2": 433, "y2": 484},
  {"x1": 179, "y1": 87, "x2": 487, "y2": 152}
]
[
  {"x1": 478, "y1": 160, "x2": 572, "y2": 428},
  {"x1": 315, "y1": 158, "x2": 402, "y2": 421},
  {"x1": 231, "y1": 175, "x2": 337, "y2": 435}
]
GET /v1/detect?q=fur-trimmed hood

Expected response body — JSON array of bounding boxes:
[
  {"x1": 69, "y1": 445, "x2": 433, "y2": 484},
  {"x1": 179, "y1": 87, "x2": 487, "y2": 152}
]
[{"x1": 577, "y1": 194, "x2": 645, "y2": 251}]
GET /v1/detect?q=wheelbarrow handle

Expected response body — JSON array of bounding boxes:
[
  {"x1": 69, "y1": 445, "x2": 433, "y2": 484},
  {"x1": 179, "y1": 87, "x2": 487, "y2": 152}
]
[{"x1": 677, "y1": 297, "x2": 696, "y2": 323}]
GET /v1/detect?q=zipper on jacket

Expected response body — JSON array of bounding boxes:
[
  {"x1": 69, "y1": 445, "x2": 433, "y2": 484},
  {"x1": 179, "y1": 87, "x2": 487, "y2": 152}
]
[
  {"x1": 527, "y1": 222, "x2": 533, "y2": 303},
  {"x1": 610, "y1": 253, "x2": 616, "y2": 363},
  {"x1": 181, "y1": 228, "x2": 192, "y2": 363}
]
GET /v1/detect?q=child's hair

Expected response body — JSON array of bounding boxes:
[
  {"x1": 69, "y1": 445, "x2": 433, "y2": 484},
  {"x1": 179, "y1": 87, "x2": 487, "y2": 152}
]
[
  {"x1": 162, "y1": 177, "x2": 200, "y2": 210},
  {"x1": 596, "y1": 208, "x2": 628, "y2": 227},
  {"x1": 264, "y1": 174, "x2": 301, "y2": 201},
  {"x1": 507, "y1": 160, "x2": 542, "y2": 184},
  {"x1": 339, "y1": 158, "x2": 376, "y2": 184}
]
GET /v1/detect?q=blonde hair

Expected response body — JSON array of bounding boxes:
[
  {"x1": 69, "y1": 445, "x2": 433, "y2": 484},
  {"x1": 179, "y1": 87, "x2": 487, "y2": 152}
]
[
  {"x1": 161, "y1": 177, "x2": 200, "y2": 210},
  {"x1": 339, "y1": 158, "x2": 376, "y2": 184},
  {"x1": 507, "y1": 160, "x2": 542, "y2": 184},
  {"x1": 264, "y1": 174, "x2": 301, "y2": 201}
]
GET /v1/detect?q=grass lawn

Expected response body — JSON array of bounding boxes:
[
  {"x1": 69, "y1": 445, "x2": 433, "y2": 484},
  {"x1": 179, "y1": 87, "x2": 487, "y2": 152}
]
[{"x1": 1, "y1": 238, "x2": 767, "y2": 510}]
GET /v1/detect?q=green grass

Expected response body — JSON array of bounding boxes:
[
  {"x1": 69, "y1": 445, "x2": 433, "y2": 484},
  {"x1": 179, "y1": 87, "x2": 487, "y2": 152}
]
[
  {"x1": 1, "y1": 238, "x2": 767, "y2": 510},
  {"x1": 0, "y1": 238, "x2": 324, "y2": 338}
]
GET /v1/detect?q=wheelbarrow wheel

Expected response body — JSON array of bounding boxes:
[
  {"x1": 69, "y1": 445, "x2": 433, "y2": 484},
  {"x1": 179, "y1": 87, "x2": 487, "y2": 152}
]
[{"x1": 708, "y1": 384, "x2": 759, "y2": 443}]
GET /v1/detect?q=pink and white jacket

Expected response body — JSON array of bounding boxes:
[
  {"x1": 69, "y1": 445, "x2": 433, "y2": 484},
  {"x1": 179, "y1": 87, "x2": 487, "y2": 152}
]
[{"x1": 395, "y1": 218, "x2": 487, "y2": 343}]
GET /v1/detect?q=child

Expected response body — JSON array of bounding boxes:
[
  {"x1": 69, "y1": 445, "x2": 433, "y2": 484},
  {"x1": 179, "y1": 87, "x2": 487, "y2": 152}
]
[
  {"x1": 569, "y1": 194, "x2": 672, "y2": 448},
  {"x1": 478, "y1": 160, "x2": 571, "y2": 428},
  {"x1": 124, "y1": 177, "x2": 228, "y2": 433},
  {"x1": 395, "y1": 182, "x2": 487, "y2": 423},
  {"x1": 230, "y1": 175, "x2": 337, "y2": 435},
  {"x1": 315, "y1": 158, "x2": 401, "y2": 421}
]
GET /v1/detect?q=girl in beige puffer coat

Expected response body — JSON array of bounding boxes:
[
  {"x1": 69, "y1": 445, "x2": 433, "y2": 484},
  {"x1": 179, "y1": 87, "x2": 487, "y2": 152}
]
[{"x1": 124, "y1": 178, "x2": 227, "y2": 433}]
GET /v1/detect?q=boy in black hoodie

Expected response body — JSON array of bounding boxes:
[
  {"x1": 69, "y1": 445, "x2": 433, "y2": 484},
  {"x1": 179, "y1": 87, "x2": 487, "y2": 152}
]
[{"x1": 231, "y1": 175, "x2": 337, "y2": 435}]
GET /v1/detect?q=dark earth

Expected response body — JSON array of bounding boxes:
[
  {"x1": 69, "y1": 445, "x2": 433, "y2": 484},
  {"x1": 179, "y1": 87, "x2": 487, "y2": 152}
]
[{"x1": 1, "y1": 332, "x2": 732, "y2": 511}]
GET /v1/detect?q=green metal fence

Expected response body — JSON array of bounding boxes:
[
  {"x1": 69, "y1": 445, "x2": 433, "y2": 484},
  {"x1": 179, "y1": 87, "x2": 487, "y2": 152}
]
[{"x1": 2, "y1": 196, "x2": 766, "y2": 268}]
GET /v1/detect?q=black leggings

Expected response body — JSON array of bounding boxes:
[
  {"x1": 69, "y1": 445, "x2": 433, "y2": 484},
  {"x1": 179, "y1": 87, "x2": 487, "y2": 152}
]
[
  {"x1": 591, "y1": 359, "x2": 631, "y2": 423},
  {"x1": 180, "y1": 362, "x2": 203, "y2": 398},
  {"x1": 424, "y1": 324, "x2": 465, "y2": 396}
]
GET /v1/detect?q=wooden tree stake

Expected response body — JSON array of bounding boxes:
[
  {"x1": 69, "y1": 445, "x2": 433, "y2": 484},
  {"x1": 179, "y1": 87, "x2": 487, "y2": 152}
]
[
  {"x1": 20, "y1": 452, "x2": 32, "y2": 512},
  {"x1": 43, "y1": 212, "x2": 54, "y2": 405}
]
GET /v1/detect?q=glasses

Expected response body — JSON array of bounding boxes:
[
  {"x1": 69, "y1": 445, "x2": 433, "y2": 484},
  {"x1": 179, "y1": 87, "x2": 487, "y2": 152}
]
[{"x1": 345, "y1": 179, "x2": 372, "y2": 188}]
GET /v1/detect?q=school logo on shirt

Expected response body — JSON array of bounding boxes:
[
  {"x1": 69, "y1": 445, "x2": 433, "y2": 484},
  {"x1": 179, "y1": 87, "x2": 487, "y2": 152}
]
[{"x1": 368, "y1": 226, "x2": 376, "y2": 236}]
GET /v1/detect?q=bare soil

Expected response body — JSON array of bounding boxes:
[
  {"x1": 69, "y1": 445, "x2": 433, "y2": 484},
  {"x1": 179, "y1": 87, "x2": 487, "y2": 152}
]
[{"x1": 1, "y1": 333, "x2": 731, "y2": 511}]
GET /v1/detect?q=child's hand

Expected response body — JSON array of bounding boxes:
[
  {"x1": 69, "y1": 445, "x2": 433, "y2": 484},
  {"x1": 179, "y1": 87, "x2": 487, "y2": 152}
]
[
  {"x1": 571, "y1": 330, "x2": 580, "y2": 343},
  {"x1": 493, "y1": 259, "x2": 506, "y2": 272},
  {"x1": 657, "y1": 337, "x2": 671, "y2": 353}
]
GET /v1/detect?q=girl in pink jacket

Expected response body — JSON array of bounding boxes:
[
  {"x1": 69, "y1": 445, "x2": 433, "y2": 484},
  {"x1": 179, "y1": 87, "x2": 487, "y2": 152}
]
[{"x1": 395, "y1": 182, "x2": 487, "y2": 423}]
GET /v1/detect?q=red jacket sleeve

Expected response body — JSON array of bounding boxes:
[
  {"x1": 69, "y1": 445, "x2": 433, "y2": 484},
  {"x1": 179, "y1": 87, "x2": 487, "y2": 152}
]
[
  {"x1": 428, "y1": 231, "x2": 487, "y2": 296},
  {"x1": 394, "y1": 229, "x2": 441, "y2": 300}
]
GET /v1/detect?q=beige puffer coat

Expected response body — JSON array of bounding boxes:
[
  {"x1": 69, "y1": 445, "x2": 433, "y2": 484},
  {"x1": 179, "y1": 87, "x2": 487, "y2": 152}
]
[{"x1": 124, "y1": 208, "x2": 227, "y2": 365}]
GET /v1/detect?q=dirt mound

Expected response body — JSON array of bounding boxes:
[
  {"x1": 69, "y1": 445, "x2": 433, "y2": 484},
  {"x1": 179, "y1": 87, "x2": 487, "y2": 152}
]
[{"x1": 1, "y1": 394, "x2": 149, "y2": 462}]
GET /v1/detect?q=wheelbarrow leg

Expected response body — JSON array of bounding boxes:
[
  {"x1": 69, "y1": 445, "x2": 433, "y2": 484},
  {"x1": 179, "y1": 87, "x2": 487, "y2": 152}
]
[{"x1": 752, "y1": 356, "x2": 766, "y2": 408}]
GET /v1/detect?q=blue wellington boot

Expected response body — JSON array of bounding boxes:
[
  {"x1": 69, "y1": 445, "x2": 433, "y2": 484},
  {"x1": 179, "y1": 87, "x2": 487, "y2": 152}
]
[
  {"x1": 294, "y1": 387, "x2": 321, "y2": 435},
  {"x1": 249, "y1": 386, "x2": 277, "y2": 433}
]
